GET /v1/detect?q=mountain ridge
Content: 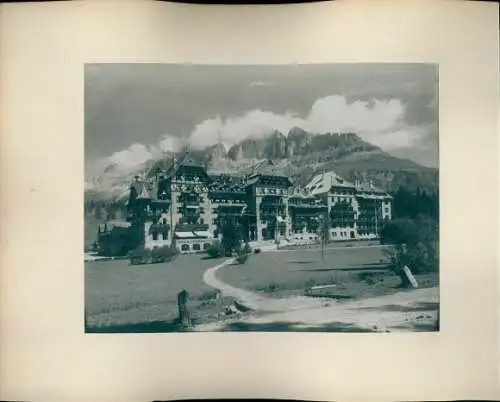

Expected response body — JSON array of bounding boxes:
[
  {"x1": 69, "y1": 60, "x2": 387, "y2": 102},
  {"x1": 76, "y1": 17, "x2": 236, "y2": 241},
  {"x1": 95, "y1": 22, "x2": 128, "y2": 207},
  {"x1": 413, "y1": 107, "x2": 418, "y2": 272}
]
[{"x1": 85, "y1": 128, "x2": 438, "y2": 201}]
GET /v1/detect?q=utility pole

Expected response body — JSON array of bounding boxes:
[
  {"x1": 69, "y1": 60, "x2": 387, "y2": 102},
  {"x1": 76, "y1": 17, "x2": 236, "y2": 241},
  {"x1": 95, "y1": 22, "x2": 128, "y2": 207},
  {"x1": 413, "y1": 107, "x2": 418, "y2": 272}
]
[{"x1": 317, "y1": 212, "x2": 327, "y2": 263}]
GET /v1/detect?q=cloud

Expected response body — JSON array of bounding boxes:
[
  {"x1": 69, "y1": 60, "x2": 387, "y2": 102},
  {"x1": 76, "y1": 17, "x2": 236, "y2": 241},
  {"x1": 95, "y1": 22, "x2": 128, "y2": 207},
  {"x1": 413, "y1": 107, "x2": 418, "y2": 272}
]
[
  {"x1": 158, "y1": 135, "x2": 184, "y2": 153},
  {"x1": 108, "y1": 143, "x2": 154, "y2": 169},
  {"x1": 105, "y1": 134, "x2": 183, "y2": 171},
  {"x1": 249, "y1": 81, "x2": 275, "y2": 87},
  {"x1": 188, "y1": 95, "x2": 425, "y2": 151},
  {"x1": 86, "y1": 134, "x2": 183, "y2": 185},
  {"x1": 87, "y1": 95, "x2": 429, "y2": 188},
  {"x1": 189, "y1": 110, "x2": 303, "y2": 150}
]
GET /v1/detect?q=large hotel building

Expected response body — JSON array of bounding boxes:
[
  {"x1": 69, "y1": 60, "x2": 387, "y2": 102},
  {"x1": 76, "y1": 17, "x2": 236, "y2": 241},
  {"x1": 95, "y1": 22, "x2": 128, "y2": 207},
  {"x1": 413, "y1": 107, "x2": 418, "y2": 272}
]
[{"x1": 97, "y1": 153, "x2": 393, "y2": 255}]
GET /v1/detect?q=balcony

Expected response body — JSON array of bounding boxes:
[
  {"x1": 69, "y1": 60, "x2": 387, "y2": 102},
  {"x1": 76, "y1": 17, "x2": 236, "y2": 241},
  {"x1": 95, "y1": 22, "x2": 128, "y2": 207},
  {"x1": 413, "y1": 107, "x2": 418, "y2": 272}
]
[
  {"x1": 215, "y1": 201, "x2": 247, "y2": 207},
  {"x1": 175, "y1": 223, "x2": 209, "y2": 231},
  {"x1": 181, "y1": 201, "x2": 202, "y2": 207},
  {"x1": 289, "y1": 203, "x2": 327, "y2": 209}
]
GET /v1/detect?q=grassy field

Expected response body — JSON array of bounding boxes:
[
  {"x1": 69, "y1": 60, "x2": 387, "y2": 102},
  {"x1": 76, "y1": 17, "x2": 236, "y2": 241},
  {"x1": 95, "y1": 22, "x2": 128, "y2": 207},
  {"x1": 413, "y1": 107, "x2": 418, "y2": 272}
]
[
  {"x1": 217, "y1": 246, "x2": 438, "y2": 300},
  {"x1": 85, "y1": 254, "x2": 230, "y2": 330},
  {"x1": 85, "y1": 245, "x2": 439, "y2": 332}
]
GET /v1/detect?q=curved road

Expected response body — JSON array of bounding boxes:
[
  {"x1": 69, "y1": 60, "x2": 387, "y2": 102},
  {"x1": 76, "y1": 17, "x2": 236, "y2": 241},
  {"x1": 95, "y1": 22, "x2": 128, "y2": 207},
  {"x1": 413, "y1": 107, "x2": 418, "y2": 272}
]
[
  {"x1": 202, "y1": 257, "x2": 329, "y2": 312},
  {"x1": 201, "y1": 255, "x2": 439, "y2": 332}
]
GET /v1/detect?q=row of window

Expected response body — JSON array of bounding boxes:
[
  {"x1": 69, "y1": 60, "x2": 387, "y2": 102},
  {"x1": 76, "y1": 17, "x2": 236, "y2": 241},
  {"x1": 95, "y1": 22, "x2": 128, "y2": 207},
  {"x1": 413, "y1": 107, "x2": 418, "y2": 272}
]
[
  {"x1": 330, "y1": 196, "x2": 355, "y2": 203},
  {"x1": 150, "y1": 228, "x2": 169, "y2": 241},
  {"x1": 139, "y1": 203, "x2": 389, "y2": 218},
  {"x1": 179, "y1": 217, "x2": 206, "y2": 225},
  {"x1": 179, "y1": 242, "x2": 211, "y2": 252},
  {"x1": 177, "y1": 207, "x2": 205, "y2": 214},
  {"x1": 291, "y1": 233, "x2": 320, "y2": 240},
  {"x1": 156, "y1": 209, "x2": 388, "y2": 229},
  {"x1": 332, "y1": 231, "x2": 356, "y2": 238},
  {"x1": 330, "y1": 222, "x2": 355, "y2": 228},
  {"x1": 256, "y1": 187, "x2": 288, "y2": 196},
  {"x1": 160, "y1": 215, "x2": 385, "y2": 229},
  {"x1": 330, "y1": 188, "x2": 355, "y2": 196}
]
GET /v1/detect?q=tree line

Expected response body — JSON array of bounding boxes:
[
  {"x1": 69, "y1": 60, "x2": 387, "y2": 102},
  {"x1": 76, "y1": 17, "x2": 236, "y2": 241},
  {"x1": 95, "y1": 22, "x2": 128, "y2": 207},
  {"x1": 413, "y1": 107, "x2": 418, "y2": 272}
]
[
  {"x1": 85, "y1": 199, "x2": 127, "y2": 221},
  {"x1": 381, "y1": 186, "x2": 439, "y2": 280},
  {"x1": 391, "y1": 186, "x2": 439, "y2": 221}
]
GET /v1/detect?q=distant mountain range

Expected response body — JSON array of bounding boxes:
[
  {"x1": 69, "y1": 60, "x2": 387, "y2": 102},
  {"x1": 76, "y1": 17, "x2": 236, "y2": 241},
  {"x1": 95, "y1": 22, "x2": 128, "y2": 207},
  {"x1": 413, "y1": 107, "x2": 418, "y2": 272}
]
[{"x1": 85, "y1": 127, "x2": 438, "y2": 202}]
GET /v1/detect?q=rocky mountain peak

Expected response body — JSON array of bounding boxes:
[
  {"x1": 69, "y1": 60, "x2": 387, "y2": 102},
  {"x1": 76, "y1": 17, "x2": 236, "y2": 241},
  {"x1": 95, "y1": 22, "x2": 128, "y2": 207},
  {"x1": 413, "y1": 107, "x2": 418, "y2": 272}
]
[{"x1": 85, "y1": 128, "x2": 437, "y2": 201}]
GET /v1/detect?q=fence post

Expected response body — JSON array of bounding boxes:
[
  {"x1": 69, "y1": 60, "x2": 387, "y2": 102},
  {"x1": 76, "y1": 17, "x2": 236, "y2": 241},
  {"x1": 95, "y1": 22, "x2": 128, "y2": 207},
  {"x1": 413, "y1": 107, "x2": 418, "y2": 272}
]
[
  {"x1": 403, "y1": 265, "x2": 419, "y2": 288},
  {"x1": 177, "y1": 289, "x2": 191, "y2": 329}
]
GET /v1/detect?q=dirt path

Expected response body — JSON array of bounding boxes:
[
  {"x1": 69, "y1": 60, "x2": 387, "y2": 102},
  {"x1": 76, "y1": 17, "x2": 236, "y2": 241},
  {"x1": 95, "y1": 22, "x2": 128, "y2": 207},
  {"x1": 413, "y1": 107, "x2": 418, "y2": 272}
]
[
  {"x1": 203, "y1": 258, "x2": 330, "y2": 312},
  {"x1": 201, "y1": 257, "x2": 439, "y2": 332}
]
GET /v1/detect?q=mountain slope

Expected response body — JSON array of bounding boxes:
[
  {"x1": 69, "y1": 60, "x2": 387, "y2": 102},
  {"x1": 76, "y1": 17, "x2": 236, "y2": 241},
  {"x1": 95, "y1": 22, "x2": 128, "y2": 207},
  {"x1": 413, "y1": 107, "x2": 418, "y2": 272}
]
[{"x1": 85, "y1": 128, "x2": 438, "y2": 200}]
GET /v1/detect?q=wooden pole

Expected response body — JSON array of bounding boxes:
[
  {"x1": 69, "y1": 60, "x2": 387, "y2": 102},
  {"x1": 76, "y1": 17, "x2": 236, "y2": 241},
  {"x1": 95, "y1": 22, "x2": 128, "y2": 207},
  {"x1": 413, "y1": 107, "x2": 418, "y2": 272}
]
[
  {"x1": 403, "y1": 265, "x2": 419, "y2": 288},
  {"x1": 177, "y1": 289, "x2": 191, "y2": 329},
  {"x1": 215, "y1": 290, "x2": 223, "y2": 320}
]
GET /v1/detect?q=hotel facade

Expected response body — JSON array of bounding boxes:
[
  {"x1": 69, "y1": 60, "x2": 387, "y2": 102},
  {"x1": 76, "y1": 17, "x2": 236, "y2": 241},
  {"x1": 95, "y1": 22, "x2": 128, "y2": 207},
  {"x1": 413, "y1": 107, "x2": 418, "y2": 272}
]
[{"x1": 97, "y1": 154, "x2": 393, "y2": 256}]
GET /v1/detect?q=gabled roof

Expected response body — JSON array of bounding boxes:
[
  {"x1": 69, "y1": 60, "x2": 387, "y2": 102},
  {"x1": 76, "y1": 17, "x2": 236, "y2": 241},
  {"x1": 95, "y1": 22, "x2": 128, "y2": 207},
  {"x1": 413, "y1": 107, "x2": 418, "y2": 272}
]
[
  {"x1": 172, "y1": 151, "x2": 212, "y2": 182},
  {"x1": 305, "y1": 171, "x2": 355, "y2": 196},
  {"x1": 178, "y1": 153, "x2": 200, "y2": 168},
  {"x1": 244, "y1": 160, "x2": 293, "y2": 187},
  {"x1": 355, "y1": 181, "x2": 390, "y2": 196},
  {"x1": 246, "y1": 173, "x2": 293, "y2": 188}
]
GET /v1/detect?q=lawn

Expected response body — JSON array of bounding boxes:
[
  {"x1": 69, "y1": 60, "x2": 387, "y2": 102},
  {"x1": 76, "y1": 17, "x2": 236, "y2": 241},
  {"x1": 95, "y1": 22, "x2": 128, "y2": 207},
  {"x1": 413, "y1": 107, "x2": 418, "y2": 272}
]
[
  {"x1": 85, "y1": 254, "x2": 228, "y2": 330},
  {"x1": 217, "y1": 246, "x2": 438, "y2": 300},
  {"x1": 85, "y1": 245, "x2": 439, "y2": 333}
]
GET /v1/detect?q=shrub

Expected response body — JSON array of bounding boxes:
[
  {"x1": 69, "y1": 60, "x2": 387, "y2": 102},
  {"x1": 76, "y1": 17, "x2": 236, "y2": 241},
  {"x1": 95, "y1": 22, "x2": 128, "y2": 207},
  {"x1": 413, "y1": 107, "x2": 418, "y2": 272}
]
[
  {"x1": 128, "y1": 246, "x2": 149, "y2": 265},
  {"x1": 235, "y1": 244, "x2": 250, "y2": 264},
  {"x1": 380, "y1": 218, "x2": 417, "y2": 246},
  {"x1": 151, "y1": 245, "x2": 178, "y2": 263},
  {"x1": 221, "y1": 222, "x2": 244, "y2": 256},
  {"x1": 242, "y1": 242, "x2": 252, "y2": 254},
  {"x1": 383, "y1": 215, "x2": 438, "y2": 283},
  {"x1": 128, "y1": 245, "x2": 177, "y2": 265},
  {"x1": 207, "y1": 240, "x2": 224, "y2": 259}
]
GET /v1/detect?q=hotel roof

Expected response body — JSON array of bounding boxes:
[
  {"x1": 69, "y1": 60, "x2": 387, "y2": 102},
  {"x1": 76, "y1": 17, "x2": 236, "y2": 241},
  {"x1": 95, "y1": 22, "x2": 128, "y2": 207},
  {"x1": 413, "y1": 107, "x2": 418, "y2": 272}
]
[
  {"x1": 305, "y1": 171, "x2": 355, "y2": 195},
  {"x1": 355, "y1": 181, "x2": 390, "y2": 196}
]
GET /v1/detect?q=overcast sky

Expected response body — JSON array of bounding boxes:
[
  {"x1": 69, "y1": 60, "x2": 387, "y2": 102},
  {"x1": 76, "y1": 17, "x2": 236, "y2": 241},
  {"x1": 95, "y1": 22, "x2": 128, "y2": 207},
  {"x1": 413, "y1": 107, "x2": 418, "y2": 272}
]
[{"x1": 85, "y1": 63, "x2": 438, "y2": 173}]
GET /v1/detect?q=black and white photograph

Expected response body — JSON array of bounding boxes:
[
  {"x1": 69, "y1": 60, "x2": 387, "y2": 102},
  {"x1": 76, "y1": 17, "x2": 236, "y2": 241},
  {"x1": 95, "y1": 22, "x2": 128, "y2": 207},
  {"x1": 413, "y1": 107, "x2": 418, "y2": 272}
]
[{"x1": 84, "y1": 63, "x2": 439, "y2": 333}]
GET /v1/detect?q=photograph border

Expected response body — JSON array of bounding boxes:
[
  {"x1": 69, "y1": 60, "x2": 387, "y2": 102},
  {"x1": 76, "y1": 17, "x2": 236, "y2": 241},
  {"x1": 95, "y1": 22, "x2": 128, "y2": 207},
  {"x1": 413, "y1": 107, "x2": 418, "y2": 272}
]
[{"x1": 0, "y1": 1, "x2": 498, "y2": 401}]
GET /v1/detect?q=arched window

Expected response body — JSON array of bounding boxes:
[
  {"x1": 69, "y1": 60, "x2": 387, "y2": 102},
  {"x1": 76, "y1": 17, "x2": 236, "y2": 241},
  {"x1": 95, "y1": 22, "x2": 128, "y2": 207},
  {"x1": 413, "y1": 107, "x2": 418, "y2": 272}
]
[{"x1": 181, "y1": 244, "x2": 190, "y2": 252}]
